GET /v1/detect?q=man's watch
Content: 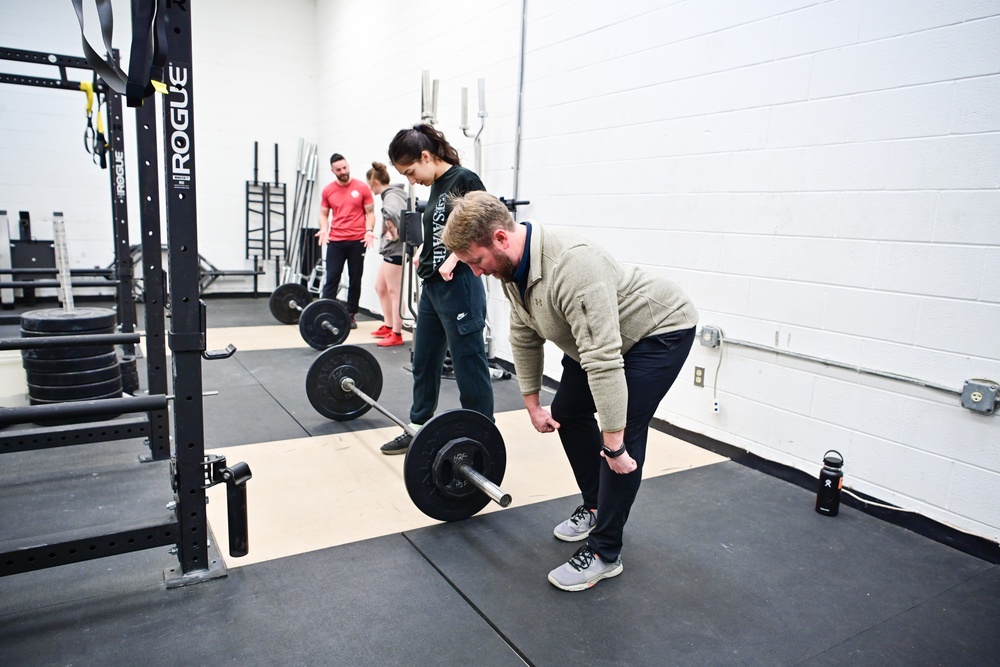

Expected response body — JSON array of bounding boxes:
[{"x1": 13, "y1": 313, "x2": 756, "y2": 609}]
[{"x1": 602, "y1": 443, "x2": 626, "y2": 458}]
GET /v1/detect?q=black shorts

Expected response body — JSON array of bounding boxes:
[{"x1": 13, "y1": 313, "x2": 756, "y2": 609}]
[{"x1": 382, "y1": 255, "x2": 403, "y2": 265}]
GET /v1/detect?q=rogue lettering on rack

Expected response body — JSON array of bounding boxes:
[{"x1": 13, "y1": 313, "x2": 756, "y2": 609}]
[
  {"x1": 168, "y1": 65, "x2": 191, "y2": 187},
  {"x1": 113, "y1": 150, "x2": 126, "y2": 201}
]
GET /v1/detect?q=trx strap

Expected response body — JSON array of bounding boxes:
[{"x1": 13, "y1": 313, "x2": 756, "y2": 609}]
[
  {"x1": 70, "y1": 0, "x2": 168, "y2": 108},
  {"x1": 80, "y1": 78, "x2": 108, "y2": 169}
]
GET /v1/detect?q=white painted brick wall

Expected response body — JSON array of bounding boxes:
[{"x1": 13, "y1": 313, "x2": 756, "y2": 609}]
[{"x1": 511, "y1": 0, "x2": 1000, "y2": 542}]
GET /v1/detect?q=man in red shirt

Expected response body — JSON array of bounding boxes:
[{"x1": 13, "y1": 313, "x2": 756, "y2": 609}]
[{"x1": 316, "y1": 153, "x2": 376, "y2": 327}]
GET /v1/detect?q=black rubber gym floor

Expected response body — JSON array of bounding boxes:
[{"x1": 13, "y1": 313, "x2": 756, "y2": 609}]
[{"x1": 1, "y1": 297, "x2": 998, "y2": 666}]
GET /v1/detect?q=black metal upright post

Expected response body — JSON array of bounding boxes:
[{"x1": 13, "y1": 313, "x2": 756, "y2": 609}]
[
  {"x1": 160, "y1": 0, "x2": 221, "y2": 584},
  {"x1": 134, "y1": 97, "x2": 171, "y2": 461},
  {"x1": 105, "y1": 52, "x2": 138, "y2": 354}
]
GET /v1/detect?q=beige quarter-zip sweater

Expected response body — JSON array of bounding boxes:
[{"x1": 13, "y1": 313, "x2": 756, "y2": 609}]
[{"x1": 502, "y1": 222, "x2": 698, "y2": 432}]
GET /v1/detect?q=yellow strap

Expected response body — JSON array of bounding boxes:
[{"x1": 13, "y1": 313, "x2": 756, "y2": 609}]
[
  {"x1": 151, "y1": 79, "x2": 168, "y2": 94},
  {"x1": 80, "y1": 81, "x2": 94, "y2": 115},
  {"x1": 96, "y1": 99, "x2": 105, "y2": 134}
]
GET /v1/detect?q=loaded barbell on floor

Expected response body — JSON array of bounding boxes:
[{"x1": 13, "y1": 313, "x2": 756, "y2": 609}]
[
  {"x1": 268, "y1": 284, "x2": 351, "y2": 350},
  {"x1": 298, "y1": 299, "x2": 351, "y2": 350},
  {"x1": 306, "y1": 344, "x2": 512, "y2": 522},
  {"x1": 268, "y1": 283, "x2": 314, "y2": 324}
]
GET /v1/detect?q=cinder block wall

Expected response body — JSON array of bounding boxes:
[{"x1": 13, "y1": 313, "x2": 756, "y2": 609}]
[{"x1": 497, "y1": 0, "x2": 1000, "y2": 541}]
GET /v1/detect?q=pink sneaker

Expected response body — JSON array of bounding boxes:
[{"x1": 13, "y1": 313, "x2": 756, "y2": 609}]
[
  {"x1": 377, "y1": 332, "x2": 404, "y2": 347},
  {"x1": 371, "y1": 325, "x2": 392, "y2": 338}
]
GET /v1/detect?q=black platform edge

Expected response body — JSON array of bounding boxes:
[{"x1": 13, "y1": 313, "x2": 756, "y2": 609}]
[{"x1": 653, "y1": 418, "x2": 1000, "y2": 565}]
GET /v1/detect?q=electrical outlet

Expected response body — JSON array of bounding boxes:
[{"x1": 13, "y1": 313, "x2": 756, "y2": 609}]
[
  {"x1": 699, "y1": 326, "x2": 721, "y2": 348},
  {"x1": 694, "y1": 367, "x2": 705, "y2": 387},
  {"x1": 962, "y1": 379, "x2": 998, "y2": 414}
]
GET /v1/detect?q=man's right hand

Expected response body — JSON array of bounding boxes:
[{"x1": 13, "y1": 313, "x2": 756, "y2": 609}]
[
  {"x1": 315, "y1": 229, "x2": 327, "y2": 246},
  {"x1": 527, "y1": 404, "x2": 560, "y2": 433}
]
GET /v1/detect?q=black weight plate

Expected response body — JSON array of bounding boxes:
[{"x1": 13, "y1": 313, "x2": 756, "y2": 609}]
[
  {"x1": 29, "y1": 388, "x2": 124, "y2": 406},
  {"x1": 299, "y1": 299, "x2": 351, "y2": 350},
  {"x1": 403, "y1": 409, "x2": 507, "y2": 522},
  {"x1": 20, "y1": 307, "x2": 117, "y2": 333},
  {"x1": 120, "y1": 356, "x2": 140, "y2": 394},
  {"x1": 306, "y1": 344, "x2": 382, "y2": 421},
  {"x1": 20, "y1": 350, "x2": 119, "y2": 373},
  {"x1": 28, "y1": 376, "x2": 123, "y2": 401},
  {"x1": 26, "y1": 363, "x2": 122, "y2": 387},
  {"x1": 269, "y1": 283, "x2": 312, "y2": 324},
  {"x1": 20, "y1": 325, "x2": 117, "y2": 337},
  {"x1": 21, "y1": 345, "x2": 116, "y2": 361}
]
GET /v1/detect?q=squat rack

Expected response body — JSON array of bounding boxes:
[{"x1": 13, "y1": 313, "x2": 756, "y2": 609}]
[
  {"x1": 0, "y1": 0, "x2": 250, "y2": 586},
  {"x1": 0, "y1": 46, "x2": 141, "y2": 377},
  {"x1": 0, "y1": 46, "x2": 169, "y2": 460}
]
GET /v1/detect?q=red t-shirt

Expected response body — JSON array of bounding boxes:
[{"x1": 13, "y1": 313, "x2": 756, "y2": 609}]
[{"x1": 321, "y1": 178, "x2": 374, "y2": 241}]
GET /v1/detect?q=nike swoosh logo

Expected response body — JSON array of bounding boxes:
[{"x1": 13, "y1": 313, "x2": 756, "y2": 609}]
[{"x1": 457, "y1": 313, "x2": 467, "y2": 320}]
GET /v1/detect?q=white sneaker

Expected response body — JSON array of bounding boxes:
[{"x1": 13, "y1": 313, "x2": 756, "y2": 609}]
[
  {"x1": 553, "y1": 504, "x2": 596, "y2": 542},
  {"x1": 547, "y1": 545, "x2": 623, "y2": 591}
]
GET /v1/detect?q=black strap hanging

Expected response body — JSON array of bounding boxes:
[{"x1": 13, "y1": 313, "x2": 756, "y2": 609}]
[{"x1": 70, "y1": 0, "x2": 168, "y2": 108}]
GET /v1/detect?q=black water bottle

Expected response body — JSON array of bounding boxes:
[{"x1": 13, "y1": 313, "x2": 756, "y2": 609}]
[{"x1": 815, "y1": 450, "x2": 844, "y2": 516}]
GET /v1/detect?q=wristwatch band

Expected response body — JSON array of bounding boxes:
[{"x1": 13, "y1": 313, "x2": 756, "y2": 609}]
[{"x1": 602, "y1": 443, "x2": 626, "y2": 458}]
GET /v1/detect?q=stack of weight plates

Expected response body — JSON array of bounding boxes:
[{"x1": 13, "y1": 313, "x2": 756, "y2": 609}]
[{"x1": 20, "y1": 307, "x2": 123, "y2": 407}]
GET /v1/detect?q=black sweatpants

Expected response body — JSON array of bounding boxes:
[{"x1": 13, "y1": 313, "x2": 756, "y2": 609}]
[
  {"x1": 322, "y1": 239, "x2": 365, "y2": 315},
  {"x1": 550, "y1": 327, "x2": 696, "y2": 562}
]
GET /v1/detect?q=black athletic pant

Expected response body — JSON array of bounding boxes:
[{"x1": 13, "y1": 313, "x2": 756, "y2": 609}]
[
  {"x1": 321, "y1": 239, "x2": 365, "y2": 315},
  {"x1": 550, "y1": 326, "x2": 696, "y2": 562}
]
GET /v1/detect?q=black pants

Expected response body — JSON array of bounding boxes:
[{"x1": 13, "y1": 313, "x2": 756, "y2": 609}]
[
  {"x1": 410, "y1": 265, "x2": 494, "y2": 425},
  {"x1": 550, "y1": 326, "x2": 696, "y2": 562},
  {"x1": 322, "y1": 239, "x2": 365, "y2": 314}
]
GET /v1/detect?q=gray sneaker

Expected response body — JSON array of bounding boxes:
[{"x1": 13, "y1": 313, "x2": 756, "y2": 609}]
[
  {"x1": 553, "y1": 504, "x2": 596, "y2": 542},
  {"x1": 547, "y1": 545, "x2": 623, "y2": 591},
  {"x1": 380, "y1": 432, "x2": 411, "y2": 455}
]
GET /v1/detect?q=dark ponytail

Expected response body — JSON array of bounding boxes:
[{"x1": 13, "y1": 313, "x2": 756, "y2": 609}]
[
  {"x1": 388, "y1": 124, "x2": 460, "y2": 167},
  {"x1": 366, "y1": 161, "x2": 391, "y2": 185}
]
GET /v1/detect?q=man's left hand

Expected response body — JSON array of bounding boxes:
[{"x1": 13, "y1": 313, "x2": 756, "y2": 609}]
[{"x1": 601, "y1": 448, "x2": 638, "y2": 475}]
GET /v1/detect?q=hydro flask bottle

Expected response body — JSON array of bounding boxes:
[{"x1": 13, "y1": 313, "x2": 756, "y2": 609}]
[{"x1": 815, "y1": 450, "x2": 844, "y2": 516}]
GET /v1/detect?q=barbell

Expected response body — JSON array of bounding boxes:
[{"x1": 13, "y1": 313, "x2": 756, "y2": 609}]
[
  {"x1": 269, "y1": 283, "x2": 313, "y2": 324},
  {"x1": 268, "y1": 284, "x2": 351, "y2": 350},
  {"x1": 297, "y1": 299, "x2": 351, "y2": 350},
  {"x1": 306, "y1": 344, "x2": 512, "y2": 522}
]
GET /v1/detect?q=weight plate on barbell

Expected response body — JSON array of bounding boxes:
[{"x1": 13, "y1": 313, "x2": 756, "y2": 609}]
[
  {"x1": 20, "y1": 350, "x2": 119, "y2": 373},
  {"x1": 20, "y1": 307, "x2": 117, "y2": 333},
  {"x1": 306, "y1": 344, "x2": 383, "y2": 420},
  {"x1": 403, "y1": 409, "x2": 506, "y2": 522},
  {"x1": 299, "y1": 299, "x2": 351, "y2": 350},
  {"x1": 269, "y1": 282, "x2": 312, "y2": 324}
]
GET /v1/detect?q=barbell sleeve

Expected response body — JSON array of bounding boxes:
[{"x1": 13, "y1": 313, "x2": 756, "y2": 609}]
[{"x1": 456, "y1": 462, "x2": 512, "y2": 508}]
